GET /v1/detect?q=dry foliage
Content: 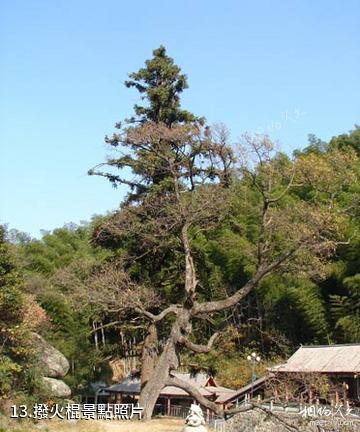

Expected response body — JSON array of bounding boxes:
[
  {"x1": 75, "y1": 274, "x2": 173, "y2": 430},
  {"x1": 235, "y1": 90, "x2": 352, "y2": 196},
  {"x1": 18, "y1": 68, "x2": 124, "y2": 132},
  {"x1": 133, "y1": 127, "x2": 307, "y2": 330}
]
[
  {"x1": 267, "y1": 372, "x2": 338, "y2": 404},
  {"x1": 87, "y1": 262, "x2": 161, "y2": 313},
  {"x1": 21, "y1": 295, "x2": 50, "y2": 332}
]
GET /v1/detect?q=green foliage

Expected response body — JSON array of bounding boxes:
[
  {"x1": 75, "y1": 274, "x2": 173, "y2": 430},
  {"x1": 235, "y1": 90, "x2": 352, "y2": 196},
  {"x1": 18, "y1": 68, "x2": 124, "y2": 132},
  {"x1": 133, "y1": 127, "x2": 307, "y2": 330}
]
[
  {"x1": 0, "y1": 355, "x2": 22, "y2": 395},
  {"x1": 125, "y1": 45, "x2": 202, "y2": 126},
  {"x1": 38, "y1": 290, "x2": 102, "y2": 390},
  {"x1": 0, "y1": 226, "x2": 45, "y2": 403},
  {"x1": 18, "y1": 221, "x2": 108, "y2": 277},
  {"x1": 329, "y1": 124, "x2": 360, "y2": 155},
  {"x1": 91, "y1": 46, "x2": 208, "y2": 202},
  {"x1": 330, "y1": 274, "x2": 360, "y2": 342},
  {"x1": 294, "y1": 134, "x2": 329, "y2": 156},
  {"x1": 297, "y1": 126, "x2": 360, "y2": 157},
  {"x1": 6, "y1": 221, "x2": 114, "y2": 398},
  {"x1": 258, "y1": 276, "x2": 330, "y2": 345},
  {"x1": 0, "y1": 228, "x2": 24, "y2": 324}
]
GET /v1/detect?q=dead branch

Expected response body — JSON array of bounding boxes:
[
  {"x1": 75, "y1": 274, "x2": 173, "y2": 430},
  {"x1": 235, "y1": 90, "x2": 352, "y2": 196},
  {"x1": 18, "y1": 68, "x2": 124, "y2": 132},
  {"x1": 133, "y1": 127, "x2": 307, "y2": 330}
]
[
  {"x1": 166, "y1": 374, "x2": 222, "y2": 415},
  {"x1": 135, "y1": 305, "x2": 180, "y2": 322},
  {"x1": 178, "y1": 332, "x2": 219, "y2": 353},
  {"x1": 191, "y1": 244, "x2": 300, "y2": 315},
  {"x1": 165, "y1": 375, "x2": 299, "y2": 432}
]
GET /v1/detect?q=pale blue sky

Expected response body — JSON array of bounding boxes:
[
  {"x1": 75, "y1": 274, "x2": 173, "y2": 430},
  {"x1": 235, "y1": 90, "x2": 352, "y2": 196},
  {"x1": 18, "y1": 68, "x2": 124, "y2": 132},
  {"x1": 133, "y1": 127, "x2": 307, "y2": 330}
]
[{"x1": 1, "y1": 0, "x2": 359, "y2": 238}]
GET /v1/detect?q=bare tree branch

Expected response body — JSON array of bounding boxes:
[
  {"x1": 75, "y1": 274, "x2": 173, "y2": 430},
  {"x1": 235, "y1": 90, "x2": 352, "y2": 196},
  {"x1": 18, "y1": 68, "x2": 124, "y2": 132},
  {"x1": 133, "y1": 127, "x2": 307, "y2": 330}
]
[
  {"x1": 166, "y1": 375, "x2": 222, "y2": 415},
  {"x1": 178, "y1": 332, "x2": 219, "y2": 353},
  {"x1": 192, "y1": 244, "x2": 299, "y2": 315},
  {"x1": 181, "y1": 223, "x2": 198, "y2": 297},
  {"x1": 135, "y1": 305, "x2": 180, "y2": 322},
  {"x1": 89, "y1": 321, "x2": 121, "y2": 334},
  {"x1": 166, "y1": 375, "x2": 300, "y2": 432}
]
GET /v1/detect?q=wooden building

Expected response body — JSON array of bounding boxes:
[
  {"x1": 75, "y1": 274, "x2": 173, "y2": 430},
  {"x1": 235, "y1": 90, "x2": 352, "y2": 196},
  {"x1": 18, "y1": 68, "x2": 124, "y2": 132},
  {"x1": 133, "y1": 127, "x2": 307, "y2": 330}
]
[
  {"x1": 218, "y1": 376, "x2": 267, "y2": 408},
  {"x1": 269, "y1": 344, "x2": 360, "y2": 406},
  {"x1": 99, "y1": 372, "x2": 237, "y2": 416}
]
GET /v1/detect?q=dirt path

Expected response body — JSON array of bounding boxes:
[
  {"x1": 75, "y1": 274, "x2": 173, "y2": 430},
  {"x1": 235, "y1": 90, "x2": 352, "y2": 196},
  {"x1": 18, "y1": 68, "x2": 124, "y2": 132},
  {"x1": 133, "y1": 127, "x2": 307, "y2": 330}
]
[
  {"x1": 97, "y1": 418, "x2": 184, "y2": 432},
  {"x1": 1, "y1": 417, "x2": 185, "y2": 432}
]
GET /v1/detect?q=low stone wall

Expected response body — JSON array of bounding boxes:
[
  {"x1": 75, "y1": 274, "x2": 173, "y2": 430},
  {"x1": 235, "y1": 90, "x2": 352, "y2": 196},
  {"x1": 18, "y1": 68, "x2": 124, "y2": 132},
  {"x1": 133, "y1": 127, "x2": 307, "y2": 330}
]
[{"x1": 224, "y1": 409, "x2": 360, "y2": 432}]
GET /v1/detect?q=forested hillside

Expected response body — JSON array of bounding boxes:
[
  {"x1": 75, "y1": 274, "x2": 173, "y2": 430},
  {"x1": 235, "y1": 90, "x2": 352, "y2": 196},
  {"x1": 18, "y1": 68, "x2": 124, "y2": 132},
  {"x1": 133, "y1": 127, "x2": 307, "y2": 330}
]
[{"x1": 1, "y1": 47, "x2": 359, "y2": 411}]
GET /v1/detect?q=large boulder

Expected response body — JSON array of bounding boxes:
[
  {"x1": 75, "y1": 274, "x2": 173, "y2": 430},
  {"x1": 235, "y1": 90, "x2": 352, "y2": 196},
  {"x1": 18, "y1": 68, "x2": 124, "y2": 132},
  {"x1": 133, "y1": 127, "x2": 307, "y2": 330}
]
[
  {"x1": 42, "y1": 377, "x2": 71, "y2": 398},
  {"x1": 32, "y1": 333, "x2": 69, "y2": 378}
]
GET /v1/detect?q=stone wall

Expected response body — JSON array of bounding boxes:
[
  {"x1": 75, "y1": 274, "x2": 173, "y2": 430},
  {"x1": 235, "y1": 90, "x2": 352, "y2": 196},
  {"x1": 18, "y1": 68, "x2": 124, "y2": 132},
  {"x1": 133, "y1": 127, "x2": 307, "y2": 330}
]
[{"x1": 224, "y1": 409, "x2": 360, "y2": 432}]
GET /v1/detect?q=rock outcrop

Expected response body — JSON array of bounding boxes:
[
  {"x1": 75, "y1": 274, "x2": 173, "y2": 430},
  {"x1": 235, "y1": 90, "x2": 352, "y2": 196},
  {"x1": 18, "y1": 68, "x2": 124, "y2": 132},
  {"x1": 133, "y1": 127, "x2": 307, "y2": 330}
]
[
  {"x1": 32, "y1": 333, "x2": 71, "y2": 398},
  {"x1": 42, "y1": 377, "x2": 72, "y2": 398},
  {"x1": 32, "y1": 332, "x2": 69, "y2": 378}
]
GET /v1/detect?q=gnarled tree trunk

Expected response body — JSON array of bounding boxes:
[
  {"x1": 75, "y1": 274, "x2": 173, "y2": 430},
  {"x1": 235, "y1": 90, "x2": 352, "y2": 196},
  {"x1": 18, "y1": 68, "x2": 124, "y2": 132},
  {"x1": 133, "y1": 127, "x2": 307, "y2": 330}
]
[
  {"x1": 139, "y1": 339, "x2": 179, "y2": 419},
  {"x1": 140, "y1": 323, "x2": 158, "y2": 387},
  {"x1": 139, "y1": 309, "x2": 191, "y2": 419}
]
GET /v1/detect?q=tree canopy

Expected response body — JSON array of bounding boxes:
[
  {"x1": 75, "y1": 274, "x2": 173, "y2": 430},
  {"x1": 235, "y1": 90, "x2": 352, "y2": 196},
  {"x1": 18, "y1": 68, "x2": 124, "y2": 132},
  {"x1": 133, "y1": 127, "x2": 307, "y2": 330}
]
[{"x1": 85, "y1": 47, "x2": 360, "y2": 418}]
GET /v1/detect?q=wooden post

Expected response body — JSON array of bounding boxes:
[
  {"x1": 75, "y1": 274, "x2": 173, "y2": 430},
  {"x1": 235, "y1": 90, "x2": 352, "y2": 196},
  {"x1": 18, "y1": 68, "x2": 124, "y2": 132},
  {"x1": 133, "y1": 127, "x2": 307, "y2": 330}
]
[
  {"x1": 274, "y1": 387, "x2": 279, "y2": 402},
  {"x1": 167, "y1": 398, "x2": 171, "y2": 416},
  {"x1": 335, "y1": 390, "x2": 339, "y2": 406},
  {"x1": 343, "y1": 382, "x2": 348, "y2": 405},
  {"x1": 285, "y1": 384, "x2": 289, "y2": 402}
]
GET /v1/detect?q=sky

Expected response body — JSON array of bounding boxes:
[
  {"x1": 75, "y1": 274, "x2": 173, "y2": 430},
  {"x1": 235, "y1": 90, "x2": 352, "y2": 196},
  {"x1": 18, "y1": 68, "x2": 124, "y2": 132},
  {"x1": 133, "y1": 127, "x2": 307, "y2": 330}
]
[{"x1": 1, "y1": 0, "x2": 359, "y2": 238}]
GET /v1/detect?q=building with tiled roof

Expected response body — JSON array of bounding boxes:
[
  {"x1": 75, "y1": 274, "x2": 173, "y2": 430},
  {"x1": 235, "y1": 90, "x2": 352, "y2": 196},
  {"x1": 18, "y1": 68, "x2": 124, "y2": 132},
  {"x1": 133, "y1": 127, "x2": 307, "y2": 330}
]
[
  {"x1": 269, "y1": 344, "x2": 360, "y2": 405},
  {"x1": 100, "y1": 371, "x2": 237, "y2": 416}
]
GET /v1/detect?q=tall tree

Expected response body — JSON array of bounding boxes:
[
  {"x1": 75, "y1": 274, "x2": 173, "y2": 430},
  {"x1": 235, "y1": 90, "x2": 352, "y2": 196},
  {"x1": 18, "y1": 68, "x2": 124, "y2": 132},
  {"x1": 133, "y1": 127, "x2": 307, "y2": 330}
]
[
  {"x1": 125, "y1": 45, "x2": 201, "y2": 126},
  {"x1": 89, "y1": 47, "x2": 359, "y2": 419},
  {"x1": 89, "y1": 45, "x2": 204, "y2": 202},
  {"x1": 89, "y1": 46, "x2": 214, "y2": 388}
]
